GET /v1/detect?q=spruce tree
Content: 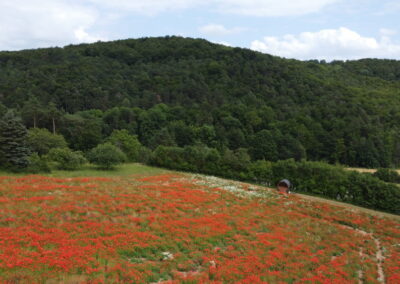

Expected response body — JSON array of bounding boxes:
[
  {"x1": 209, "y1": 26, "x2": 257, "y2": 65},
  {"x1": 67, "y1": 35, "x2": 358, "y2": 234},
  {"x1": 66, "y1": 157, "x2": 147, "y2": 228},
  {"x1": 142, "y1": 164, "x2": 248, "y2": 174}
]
[{"x1": 0, "y1": 111, "x2": 30, "y2": 170}]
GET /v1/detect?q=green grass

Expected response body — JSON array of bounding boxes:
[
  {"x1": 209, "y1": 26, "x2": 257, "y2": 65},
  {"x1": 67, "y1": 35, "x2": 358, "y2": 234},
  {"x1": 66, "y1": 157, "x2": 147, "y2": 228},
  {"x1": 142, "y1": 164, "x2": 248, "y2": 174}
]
[{"x1": 0, "y1": 163, "x2": 168, "y2": 178}]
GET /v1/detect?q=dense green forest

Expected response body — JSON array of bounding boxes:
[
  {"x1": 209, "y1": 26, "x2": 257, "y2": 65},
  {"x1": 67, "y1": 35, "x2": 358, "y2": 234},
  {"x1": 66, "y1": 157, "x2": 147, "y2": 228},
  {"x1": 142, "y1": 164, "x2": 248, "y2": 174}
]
[
  {"x1": 1, "y1": 36, "x2": 400, "y2": 168},
  {"x1": 1, "y1": 36, "x2": 400, "y2": 213}
]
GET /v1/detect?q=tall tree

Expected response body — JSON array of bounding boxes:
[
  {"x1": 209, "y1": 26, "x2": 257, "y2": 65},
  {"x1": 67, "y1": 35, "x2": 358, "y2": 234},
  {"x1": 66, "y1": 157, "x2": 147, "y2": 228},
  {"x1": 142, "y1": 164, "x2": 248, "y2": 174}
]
[
  {"x1": 21, "y1": 96, "x2": 43, "y2": 128},
  {"x1": 46, "y1": 102, "x2": 62, "y2": 134},
  {"x1": 0, "y1": 111, "x2": 30, "y2": 170},
  {"x1": 0, "y1": 103, "x2": 6, "y2": 117}
]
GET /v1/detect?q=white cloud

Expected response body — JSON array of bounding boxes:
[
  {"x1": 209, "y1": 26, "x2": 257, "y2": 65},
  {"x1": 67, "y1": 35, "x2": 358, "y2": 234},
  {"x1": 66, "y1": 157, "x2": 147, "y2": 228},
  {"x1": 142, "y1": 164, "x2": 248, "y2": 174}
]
[
  {"x1": 74, "y1": 28, "x2": 105, "y2": 43},
  {"x1": 0, "y1": 0, "x2": 343, "y2": 51},
  {"x1": 250, "y1": 27, "x2": 400, "y2": 61},
  {"x1": 211, "y1": 40, "x2": 233, "y2": 47},
  {"x1": 199, "y1": 24, "x2": 246, "y2": 36},
  {"x1": 0, "y1": 0, "x2": 105, "y2": 51}
]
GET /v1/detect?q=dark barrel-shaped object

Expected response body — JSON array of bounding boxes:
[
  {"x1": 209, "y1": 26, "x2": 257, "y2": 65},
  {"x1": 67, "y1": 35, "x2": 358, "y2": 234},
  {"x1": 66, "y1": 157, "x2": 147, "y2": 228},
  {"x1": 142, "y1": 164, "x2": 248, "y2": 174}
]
[{"x1": 277, "y1": 179, "x2": 291, "y2": 193}]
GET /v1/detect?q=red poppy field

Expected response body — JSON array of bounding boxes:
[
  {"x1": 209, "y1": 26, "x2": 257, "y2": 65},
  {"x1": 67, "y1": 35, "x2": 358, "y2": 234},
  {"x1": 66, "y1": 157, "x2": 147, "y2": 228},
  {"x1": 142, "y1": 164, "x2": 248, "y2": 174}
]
[{"x1": 0, "y1": 172, "x2": 399, "y2": 283}]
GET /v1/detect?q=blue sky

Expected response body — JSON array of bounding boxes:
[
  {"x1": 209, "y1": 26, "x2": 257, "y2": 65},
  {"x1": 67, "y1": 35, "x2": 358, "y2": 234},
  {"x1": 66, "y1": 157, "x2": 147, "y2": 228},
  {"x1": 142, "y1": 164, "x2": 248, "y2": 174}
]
[{"x1": 1, "y1": 0, "x2": 400, "y2": 60}]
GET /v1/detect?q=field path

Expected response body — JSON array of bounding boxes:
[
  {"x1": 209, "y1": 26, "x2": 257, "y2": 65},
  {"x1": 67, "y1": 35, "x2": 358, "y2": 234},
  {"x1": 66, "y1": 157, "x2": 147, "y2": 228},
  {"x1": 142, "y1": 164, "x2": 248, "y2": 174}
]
[{"x1": 191, "y1": 173, "x2": 398, "y2": 283}]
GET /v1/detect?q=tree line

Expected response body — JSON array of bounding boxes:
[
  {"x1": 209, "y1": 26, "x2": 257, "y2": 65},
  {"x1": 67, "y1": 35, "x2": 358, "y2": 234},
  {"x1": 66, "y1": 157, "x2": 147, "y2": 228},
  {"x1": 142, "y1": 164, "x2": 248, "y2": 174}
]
[
  {"x1": 1, "y1": 100, "x2": 399, "y2": 169},
  {"x1": 0, "y1": 108, "x2": 399, "y2": 214},
  {"x1": 0, "y1": 36, "x2": 400, "y2": 213}
]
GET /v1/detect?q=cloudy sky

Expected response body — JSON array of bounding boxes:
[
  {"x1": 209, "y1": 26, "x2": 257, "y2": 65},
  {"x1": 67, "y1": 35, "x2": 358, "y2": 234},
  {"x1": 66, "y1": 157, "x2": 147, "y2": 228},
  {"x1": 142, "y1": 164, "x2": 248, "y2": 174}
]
[{"x1": 1, "y1": 0, "x2": 400, "y2": 61}]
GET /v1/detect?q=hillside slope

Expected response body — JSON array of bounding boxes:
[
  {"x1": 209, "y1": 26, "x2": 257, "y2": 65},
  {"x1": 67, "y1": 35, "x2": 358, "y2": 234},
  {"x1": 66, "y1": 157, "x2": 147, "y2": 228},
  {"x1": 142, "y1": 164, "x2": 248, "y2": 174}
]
[
  {"x1": 0, "y1": 171, "x2": 399, "y2": 283},
  {"x1": 1, "y1": 37, "x2": 400, "y2": 167}
]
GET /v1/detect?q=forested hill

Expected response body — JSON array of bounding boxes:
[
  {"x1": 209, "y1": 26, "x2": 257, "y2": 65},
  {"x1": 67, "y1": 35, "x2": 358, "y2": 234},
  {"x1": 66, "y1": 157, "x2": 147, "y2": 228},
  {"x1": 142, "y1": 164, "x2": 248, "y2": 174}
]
[{"x1": 1, "y1": 36, "x2": 400, "y2": 168}]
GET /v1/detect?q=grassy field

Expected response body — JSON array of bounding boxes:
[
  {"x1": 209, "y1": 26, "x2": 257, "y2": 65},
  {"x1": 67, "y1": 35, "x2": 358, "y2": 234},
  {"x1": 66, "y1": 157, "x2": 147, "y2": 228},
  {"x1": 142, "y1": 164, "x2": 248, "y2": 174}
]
[
  {"x1": 0, "y1": 164, "x2": 399, "y2": 283},
  {"x1": 0, "y1": 163, "x2": 167, "y2": 178},
  {"x1": 48, "y1": 163, "x2": 168, "y2": 178}
]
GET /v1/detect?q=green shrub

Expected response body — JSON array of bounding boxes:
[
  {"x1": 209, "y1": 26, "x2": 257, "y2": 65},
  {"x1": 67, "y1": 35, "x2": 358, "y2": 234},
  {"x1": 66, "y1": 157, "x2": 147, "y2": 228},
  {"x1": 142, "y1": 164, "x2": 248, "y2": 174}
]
[
  {"x1": 137, "y1": 146, "x2": 152, "y2": 164},
  {"x1": 26, "y1": 153, "x2": 51, "y2": 173},
  {"x1": 27, "y1": 128, "x2": 67, "y2": 155},
  {"x1": 47, "y1": 148, "x2": 87, "y2": 170},
  {"x1": 151, "y1": 146, "x2": 187, "y2": 170},
  {"x1": 267, "y1": 160, "x2": 400, "y2": 214},
  {"x1": 107, "y1": 129, "x2": 142, "y2": 162},
  {"x1": 88, "y1": 143, "x2": 127, "y2": 169},
  {"x1": 151, "y1": 145, "x2": 220, "y2": 174},
  {"x1": 373, "y1": 168, "x2": 400, "y2": 183},
  {"x1": 149, "y1": 145, "x2": 400, "y2": 214},
  {"x1": 247, "y1": 160, "x2": 273, "y2": 184}
]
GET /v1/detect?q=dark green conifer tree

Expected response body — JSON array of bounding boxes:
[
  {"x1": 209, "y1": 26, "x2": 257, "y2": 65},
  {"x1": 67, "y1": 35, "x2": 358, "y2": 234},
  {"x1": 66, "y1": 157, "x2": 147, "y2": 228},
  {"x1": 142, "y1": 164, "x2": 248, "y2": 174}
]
[{"x1": 0, "y1": 111, "x2": 30, "y2": 170}]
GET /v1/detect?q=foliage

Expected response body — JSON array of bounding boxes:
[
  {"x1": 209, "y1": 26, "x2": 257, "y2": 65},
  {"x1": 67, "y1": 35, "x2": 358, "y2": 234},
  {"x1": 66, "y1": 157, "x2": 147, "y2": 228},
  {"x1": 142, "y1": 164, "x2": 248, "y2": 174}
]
[
  {"x1": 21, "y1": 95, "x2": 43, "y2": 128},
  {"x1": 0, "y1": 37, "x2": 399, "y2": 168},
  {"x1": 26, "y1": 153, "x2": 51, "y2": 173},
  {"x1": 46, "y1": 101, "x2": 63, "y2": 134},
  {"x1": 27, "y1": 128, "x2": 68, "y2": 155},
  {"x1": 60, "y1": 112, "x2": 103, "y2": 151},
  {"x1": 373, "y1": 168, "x2": 400, "y2": 183},
  {"x1": 107, "y1": 129, "x2": 142, "y2": 162},
  {"x1": 136, "y1": 146, "x2": 152, "y2": 164},
  {"x1": 47, "y1": 148, "x2": 87, "y2": 170},
  {"x1": 268, "y1": 160, "x2": 400, "y2": 214},
  {"x1": 0, "y1": 111, "x2": 30, "y2": 170},
  {"x1": 87, "y1": 143, "x2": 127, "y2": 169},
  {"x1": 151, "y1": 146, "x2": 400, "y2": 214},
  {"x1": 0, "y1": 103, "x2": 6, "y2": 117}
]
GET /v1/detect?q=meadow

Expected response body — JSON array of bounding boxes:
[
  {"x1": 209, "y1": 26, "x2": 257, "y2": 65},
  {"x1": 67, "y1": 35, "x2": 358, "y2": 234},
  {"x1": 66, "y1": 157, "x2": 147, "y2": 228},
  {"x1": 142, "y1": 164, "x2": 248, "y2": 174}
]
[{"x1": 0, "y1": 164, "x2": 399, "y2": 283}]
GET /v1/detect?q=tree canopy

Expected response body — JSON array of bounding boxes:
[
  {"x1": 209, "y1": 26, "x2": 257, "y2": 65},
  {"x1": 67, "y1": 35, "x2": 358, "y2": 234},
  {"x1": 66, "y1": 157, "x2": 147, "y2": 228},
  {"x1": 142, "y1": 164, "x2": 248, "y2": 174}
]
[{"x1": 0, "y1": 36, "x2": 400, "y2": 168}]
